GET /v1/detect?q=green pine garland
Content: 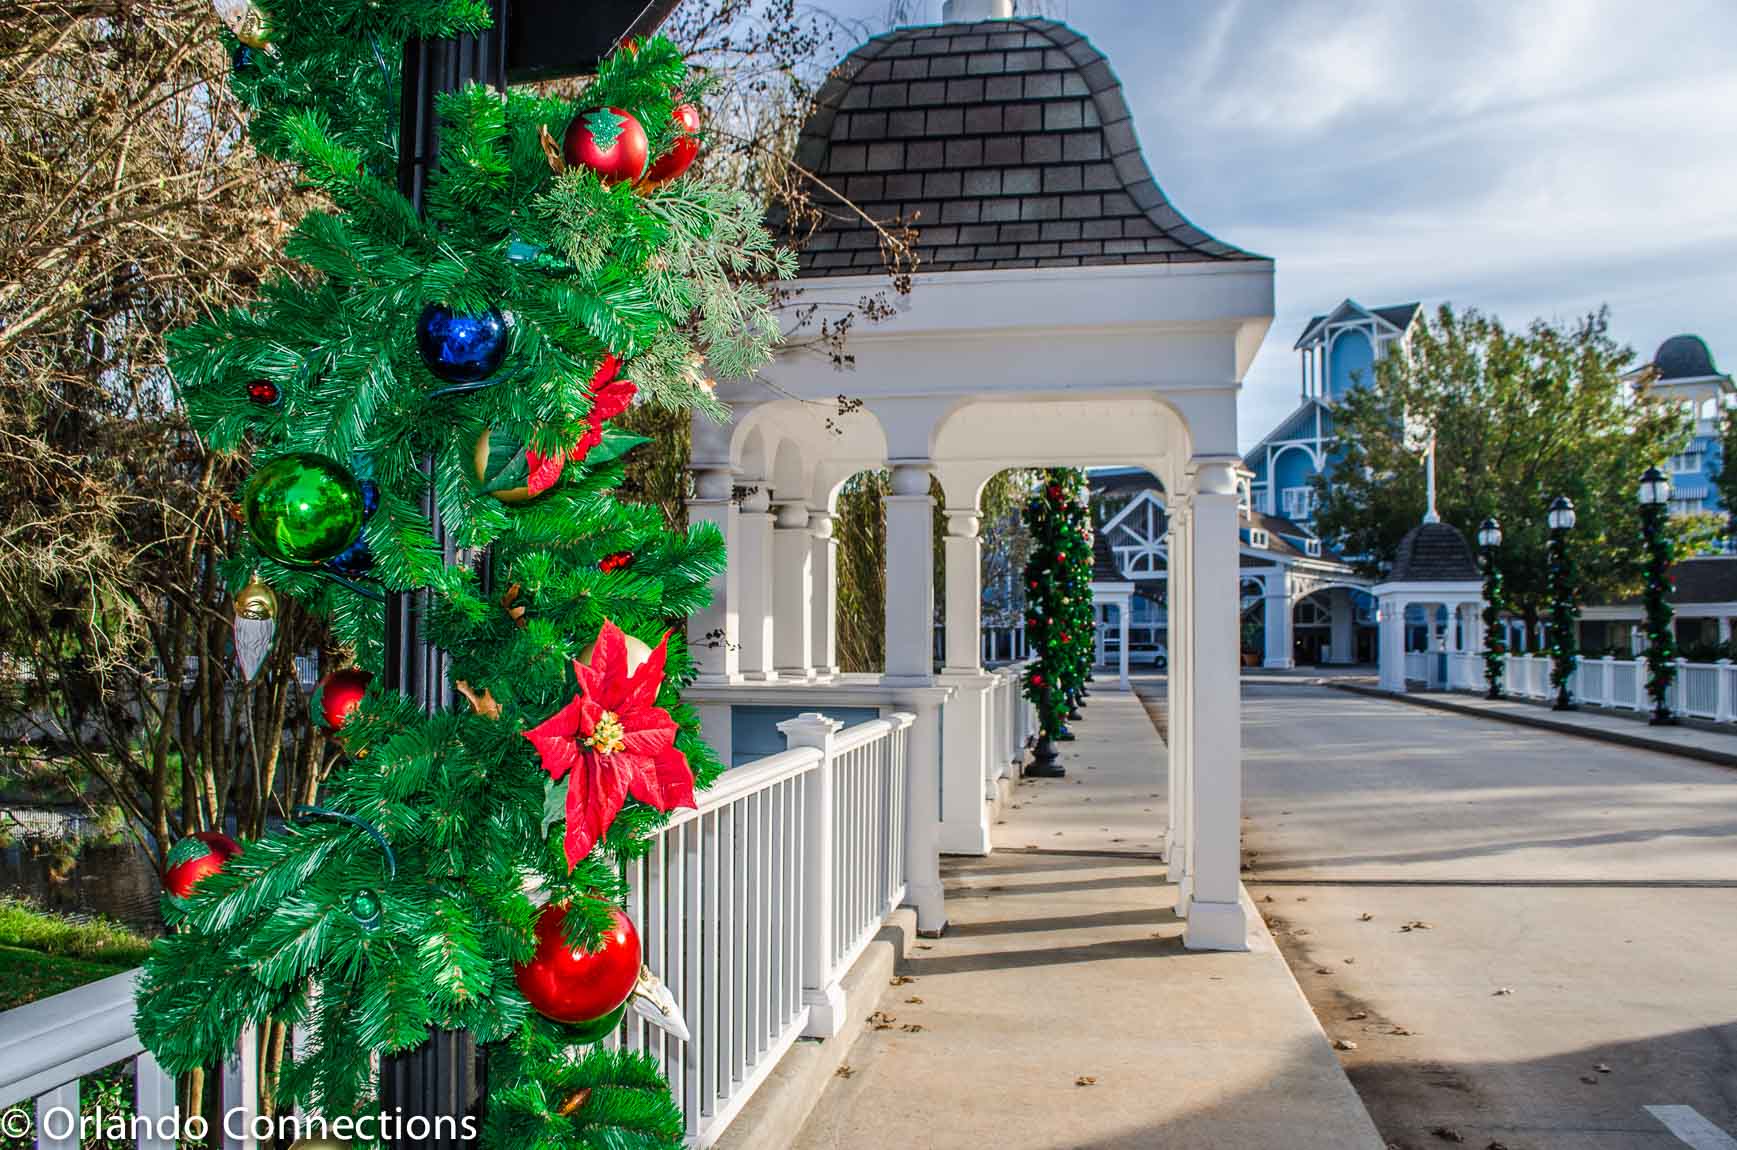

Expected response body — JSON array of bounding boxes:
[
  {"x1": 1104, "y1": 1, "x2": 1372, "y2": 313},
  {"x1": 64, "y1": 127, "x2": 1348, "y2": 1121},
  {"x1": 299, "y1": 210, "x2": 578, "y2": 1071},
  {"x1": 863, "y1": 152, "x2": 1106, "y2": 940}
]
[
  {"x1": 1641, "y1": 500, "x2": 1677, "y2": 717},
  {"x1": 1547, "y1": 529, "x2": 1580, "y2": 703},
  {"x1": 1480, "y1": 548, "x2": 1506, "y2": 697},
  {"x1": 1021, "y1": 470, "x2": 1095, "y2": 735},
  {"x1": 137, "y1": 4, "x2": 790, "y2": 1145}
]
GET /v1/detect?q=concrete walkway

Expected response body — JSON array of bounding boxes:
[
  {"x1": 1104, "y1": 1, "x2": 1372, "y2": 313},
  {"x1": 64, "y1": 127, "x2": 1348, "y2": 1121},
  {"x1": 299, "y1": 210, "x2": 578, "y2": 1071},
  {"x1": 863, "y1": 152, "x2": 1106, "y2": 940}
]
[{"x1": 792, "y1": 687, "x2": 1383, "y2": 1150}]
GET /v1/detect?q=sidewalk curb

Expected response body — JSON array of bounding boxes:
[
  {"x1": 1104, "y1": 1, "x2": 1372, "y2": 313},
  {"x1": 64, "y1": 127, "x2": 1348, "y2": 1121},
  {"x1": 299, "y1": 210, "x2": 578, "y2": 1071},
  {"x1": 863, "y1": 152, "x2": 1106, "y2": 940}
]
[{"x1": 1330, "y1": 682, "x2": 1737, "y2": 769}]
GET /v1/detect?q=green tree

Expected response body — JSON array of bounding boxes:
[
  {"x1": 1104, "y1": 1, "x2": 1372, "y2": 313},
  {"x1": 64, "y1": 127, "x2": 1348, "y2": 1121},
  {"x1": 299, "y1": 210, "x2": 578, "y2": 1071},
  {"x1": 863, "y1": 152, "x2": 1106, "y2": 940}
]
[{"x1": 1314, "y1": 305, "x2": 1691, "y2": 630}]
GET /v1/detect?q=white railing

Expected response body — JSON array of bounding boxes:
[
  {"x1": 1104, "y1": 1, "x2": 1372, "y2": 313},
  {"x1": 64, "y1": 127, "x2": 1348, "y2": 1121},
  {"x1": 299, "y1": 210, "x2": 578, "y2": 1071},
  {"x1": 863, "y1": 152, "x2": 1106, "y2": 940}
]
[
  {"x1": 1403, "y1": 650, "x2": 1429, "y2": 682},
  {"x1": 0, "y1": 713, "x2": 916, "y2": 1150},
  {"x1": 1488, "y1": 653, "x2": 1737, "y2": 724},
  {"x1": 984, "y1": 662, "x2": 1037, "y2": 787},
  {"x1": 1445, "y1": 651, "x2": 1482, "y2": 691},
  {"x1": 980, "y1": 625, "x2": 1029, "y2": 665}
]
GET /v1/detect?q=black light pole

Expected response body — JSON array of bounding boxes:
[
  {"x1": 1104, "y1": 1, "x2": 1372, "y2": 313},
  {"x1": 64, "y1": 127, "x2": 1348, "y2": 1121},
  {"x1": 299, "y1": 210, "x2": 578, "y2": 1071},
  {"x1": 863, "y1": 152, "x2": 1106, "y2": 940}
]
[
  {"x1": 1638, "y1": 465, "x2": 1677, "y2": 725},
  {"x1": 1476, "y1": 517, "x2": 1505, "y2": 699},
  {"x1": 381, "y1": 3, "x2": 680, "y2": 1143},
  {"x1": 1546, "y1": 495, "x2": 1579, "y2": 711}
]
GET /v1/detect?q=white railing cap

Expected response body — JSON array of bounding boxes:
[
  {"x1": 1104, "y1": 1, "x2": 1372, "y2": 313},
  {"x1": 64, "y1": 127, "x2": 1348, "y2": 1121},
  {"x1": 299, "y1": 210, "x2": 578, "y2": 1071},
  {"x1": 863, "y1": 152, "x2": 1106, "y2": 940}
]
[{"x1": 0, "y1": 969, "x2": 144, "y2": 1108}]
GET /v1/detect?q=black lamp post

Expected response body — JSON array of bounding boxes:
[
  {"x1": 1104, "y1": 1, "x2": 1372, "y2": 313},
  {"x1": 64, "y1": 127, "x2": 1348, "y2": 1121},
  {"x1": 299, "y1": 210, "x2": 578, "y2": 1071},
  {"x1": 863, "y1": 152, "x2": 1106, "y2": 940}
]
[
  {"x1": 1476, "y1": 516, "x2": 1505, "y2": 699},
  {"x1": 1546, "y1": 495, "x2": 1579, "y2": 711},
  {"x1": 1638, "y1": 465, "x2": 1677, "y2": 724}
]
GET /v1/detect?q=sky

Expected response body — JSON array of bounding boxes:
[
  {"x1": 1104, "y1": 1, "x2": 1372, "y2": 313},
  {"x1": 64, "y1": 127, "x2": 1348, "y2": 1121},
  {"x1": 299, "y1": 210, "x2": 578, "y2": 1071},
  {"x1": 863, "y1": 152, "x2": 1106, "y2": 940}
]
[{"x1": 794, "y1": 0, "x2": 1737, "y2": 450}]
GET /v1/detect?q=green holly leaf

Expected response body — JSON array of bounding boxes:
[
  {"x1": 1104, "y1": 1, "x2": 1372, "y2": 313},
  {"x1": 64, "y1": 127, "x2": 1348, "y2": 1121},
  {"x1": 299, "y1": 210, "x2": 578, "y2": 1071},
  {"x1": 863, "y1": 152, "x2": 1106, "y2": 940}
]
[
  {"x1": 583, "y1": 429, "x2": 650, "y2": 468},
  {"x1": 585, "y1": 108, "x2": 625, "y2": 152},
  {"x1": 542, "y1": 778, "x2": 566, "y2": 839}
]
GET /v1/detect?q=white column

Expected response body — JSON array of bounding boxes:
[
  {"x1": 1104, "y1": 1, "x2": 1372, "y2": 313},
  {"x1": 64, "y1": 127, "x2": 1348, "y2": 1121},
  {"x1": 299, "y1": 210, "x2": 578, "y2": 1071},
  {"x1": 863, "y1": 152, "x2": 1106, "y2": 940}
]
[
  {"x1": 1329, "y1": 587, "x2": 1353, "y2": 664},
  {"x1": 1118, "y1": 597, "x2": 1131, "y2": 690},
  {"x1": 1427, "y1": 605, "x2": 1444, "y2": 689},
  {"x1": 1185, "y1": 461, "x2": 1246, "y2": 950},
  {"x1": 883, "y1": 462, "x2": 935, "y2": 684},
  {"x1": 1378, "y1": 595, "x2": 1405, "y2": 691},
  {"x1": 942, "y1": 509, "x2": 983, "y2": 675},
  {"x1": 772, "y1": 501, "x2": 814, "y2": 681},
  {"x1": 898, "y1": 693, "x2": 948, "y2": 934},
  {"x1": 686, "y1": 466, "x2": 739, "y2": 683},
  {"x1": 1165, "y1": 504, "x2": 1190, "y2": 895},
  {"x1": 737, "y1": 487, "x2": 776, "y2": 680},
  {"x1": 810, "y1": 510, "x2": 839, "y2": 679},
  {"x1": 1094, "y1": 605, "x2": 1107, "y2": 668},
  {"x1": 1720, "y1": 616, "x2": 1732, "y2": 645},
  {"x1": 1263, "y1": 570, "x2": 1293, "y2": 669},
  {"x1": 781, "y1": 712, "x2": 848, "y2": 1036}
]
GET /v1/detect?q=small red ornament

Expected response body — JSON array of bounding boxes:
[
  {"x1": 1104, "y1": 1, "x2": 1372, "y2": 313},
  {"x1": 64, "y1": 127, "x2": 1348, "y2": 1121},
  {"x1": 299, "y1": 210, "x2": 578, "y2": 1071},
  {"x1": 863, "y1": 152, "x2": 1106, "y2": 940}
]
[
  {"x1": 515, "y1": 902, "x2": 643, "y2": 1024},
  {"x1": 641, "y1": 102, "x2": 701, "y2": 188},
  {"x1": 564, "y1": 107, "x2": 649, "y2": 184},
  {"x1": 1031, "y1": 673, "x2": 1045, "y2": 687},
  {"x1": 318, "y1": 667, "x2": 372, "y2": 729},
  {"x1": 599, "y1": 550, "x2": 634, "y2": 573},
  {"x1": 163, "y1": 830, "x2": 242, "y2": 898},
  {"x1": 1047, "y1": 484, "x2": 1061, "y2": 500},
  {"x1": 246, "y1": 379, "x2": 280, "y2": 406}
]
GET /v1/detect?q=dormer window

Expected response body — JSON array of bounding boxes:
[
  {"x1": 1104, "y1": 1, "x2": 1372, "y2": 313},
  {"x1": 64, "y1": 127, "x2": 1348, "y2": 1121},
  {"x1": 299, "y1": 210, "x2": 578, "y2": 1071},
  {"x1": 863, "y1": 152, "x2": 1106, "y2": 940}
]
[
  {"x1": 1249, "y1": 528, "x2": 1269, "y2": 549},
  {"x1": 1304, "y1": 538, "x2": 1321, "y2": 557}
]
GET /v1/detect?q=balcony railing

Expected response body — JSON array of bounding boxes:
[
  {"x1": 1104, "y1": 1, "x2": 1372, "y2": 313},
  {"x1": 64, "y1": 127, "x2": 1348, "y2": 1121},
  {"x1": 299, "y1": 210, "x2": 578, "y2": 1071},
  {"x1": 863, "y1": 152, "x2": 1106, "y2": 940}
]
[
  {"x1": 0, "y1": 713, "x2": 916, "y2": 1149},
  {"x1": 1463, "y1": 652, "x2": 1737, "y2": 723}
]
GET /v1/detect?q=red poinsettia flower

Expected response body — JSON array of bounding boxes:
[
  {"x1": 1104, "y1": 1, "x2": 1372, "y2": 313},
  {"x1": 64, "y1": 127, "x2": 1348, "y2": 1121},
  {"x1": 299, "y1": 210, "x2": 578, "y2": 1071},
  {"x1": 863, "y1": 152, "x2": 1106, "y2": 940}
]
[
  {"x1": 525, "y1": 353, "x2": 638, "y2": 496},
  {"x1": 523, "y1": 620, "x2": 696, "y2": 868}
]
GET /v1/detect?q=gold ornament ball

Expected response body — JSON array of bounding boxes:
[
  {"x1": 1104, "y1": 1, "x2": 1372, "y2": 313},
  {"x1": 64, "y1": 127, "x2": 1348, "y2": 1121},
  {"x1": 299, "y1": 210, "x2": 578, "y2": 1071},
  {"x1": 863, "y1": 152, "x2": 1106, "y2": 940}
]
[
  {"x1": 473, "y1": 427, "x2": 535, "y2": 504},
  {"x1": 580, "y1": 632, "x2": 655, "y2": 677},
  {"x1": 287, "y1": 1140, "x2": 354, "y2": 1150},
  {"x1": 234, "y1": 574, "x2": 278, "y2": 621}
]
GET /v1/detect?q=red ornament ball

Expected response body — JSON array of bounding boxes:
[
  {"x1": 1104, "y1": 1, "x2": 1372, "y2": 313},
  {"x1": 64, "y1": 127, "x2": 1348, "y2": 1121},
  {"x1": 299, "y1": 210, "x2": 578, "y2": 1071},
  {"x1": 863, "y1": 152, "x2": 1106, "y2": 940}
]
[
  {"x1": 164, "y1": 830, "x2": 242, "y2": 898},
  {"x1": 564, "y1": 107, "x2": 649, "y2": 184},
  {"x1": 1031, "y1": 673, "x2": 1045, "y2": 687},
  {"x1": 318, "y1": 667, "x2": 372, "y2": 729},
  {"x1": 246, "y1": 379, "x2": 280, "y2": 406},
  {"x1": 516, "y1": 902, "x2": 643, "y2": 1024},
  {"x1": 641, "y1": 102, "x2": 701, "y2": 188},
  {"x1": 598, "y1": 550, "x2": 634, "y2": 573}
]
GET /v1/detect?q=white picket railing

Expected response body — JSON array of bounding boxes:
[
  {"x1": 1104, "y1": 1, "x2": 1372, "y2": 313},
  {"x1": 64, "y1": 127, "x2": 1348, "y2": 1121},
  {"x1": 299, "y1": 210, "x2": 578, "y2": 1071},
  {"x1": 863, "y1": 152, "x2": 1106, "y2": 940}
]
[
  {"x1": 1486, "y1": 653, "x2": 1737, "y2": 723},
  {"x1": 984, "y1": 662, "x2": 1037, "y2": 789},
  {"x1": 0, "y1": 712, "x2": 916, "y2": 1150},
  {"x1": 980, "y1": 625, "x2": 1030, "y2": 665}
]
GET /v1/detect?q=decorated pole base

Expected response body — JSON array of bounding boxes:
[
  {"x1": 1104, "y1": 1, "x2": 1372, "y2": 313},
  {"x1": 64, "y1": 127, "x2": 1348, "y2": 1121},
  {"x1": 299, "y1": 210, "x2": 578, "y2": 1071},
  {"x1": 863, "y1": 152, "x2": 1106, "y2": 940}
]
[
  {"x1": 1066, "y1": 706, "x2": 1082, "y2": 721},
  {"x1": 1025, "y1": 735, "x2": 1065, "y2": 777}
]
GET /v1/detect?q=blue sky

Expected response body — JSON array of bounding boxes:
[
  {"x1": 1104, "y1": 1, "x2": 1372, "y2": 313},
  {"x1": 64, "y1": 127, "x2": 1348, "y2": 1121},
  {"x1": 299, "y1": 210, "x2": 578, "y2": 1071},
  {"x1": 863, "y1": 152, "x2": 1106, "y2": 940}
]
[{"x1": 798, "y1": 0, "x2": 1737, "y2": 450}]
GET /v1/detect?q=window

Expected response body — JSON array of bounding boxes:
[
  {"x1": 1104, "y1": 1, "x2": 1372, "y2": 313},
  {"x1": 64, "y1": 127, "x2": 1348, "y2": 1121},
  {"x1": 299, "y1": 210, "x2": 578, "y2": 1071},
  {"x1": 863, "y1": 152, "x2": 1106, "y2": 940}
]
[
  {"x1": 1281, "y1": 486, "x2": 1316, "y2": 520},
  {"x1": 1668, "y1": 450, "x2": 1705, "y2": 474},
  {"x1": 1669, "y1": 496, "x2": 1706, "y2": 516},
  {"x1": 1304, "y1": 538, "x2": 1322, "y2": 557},
  {"x1": 1248, "y1": 528, "x2": 1270, "y2": 549}
]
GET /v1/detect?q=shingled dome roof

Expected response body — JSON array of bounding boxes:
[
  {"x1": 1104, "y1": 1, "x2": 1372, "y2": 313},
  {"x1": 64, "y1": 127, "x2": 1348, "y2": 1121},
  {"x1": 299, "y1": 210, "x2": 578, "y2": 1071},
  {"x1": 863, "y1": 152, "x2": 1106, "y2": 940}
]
[
  {"x1": 788, "y1": 18, "x2": 1262, "y2": 276},
  {"x1": 1652, "y1": 334, "x2": 1722, "y2": 381},
  {"x1": 1388, "y1": 522, "x2": 1480, "y2": 583}
]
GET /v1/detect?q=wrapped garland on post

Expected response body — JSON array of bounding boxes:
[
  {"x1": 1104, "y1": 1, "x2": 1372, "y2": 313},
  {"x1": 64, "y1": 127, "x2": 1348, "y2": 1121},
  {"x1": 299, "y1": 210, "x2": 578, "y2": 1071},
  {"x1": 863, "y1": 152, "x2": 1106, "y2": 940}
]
[
  {"x1": 1022, "y1": 469, "x2": 1093, "y2": 774},
  {"x1": 136, "y1": 7, "x2": 791, "y2": 1148},
  {"x1": 1639, "y1": 483, "x2": 1677, "y2": 724}
]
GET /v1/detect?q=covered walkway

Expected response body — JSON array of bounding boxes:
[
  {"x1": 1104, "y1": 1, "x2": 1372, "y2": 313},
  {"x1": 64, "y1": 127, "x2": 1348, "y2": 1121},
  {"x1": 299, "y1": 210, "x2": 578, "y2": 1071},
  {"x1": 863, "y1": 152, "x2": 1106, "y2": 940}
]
[{"x1": 788, "y1": 684, "x2": 1381, "y2": 1150}]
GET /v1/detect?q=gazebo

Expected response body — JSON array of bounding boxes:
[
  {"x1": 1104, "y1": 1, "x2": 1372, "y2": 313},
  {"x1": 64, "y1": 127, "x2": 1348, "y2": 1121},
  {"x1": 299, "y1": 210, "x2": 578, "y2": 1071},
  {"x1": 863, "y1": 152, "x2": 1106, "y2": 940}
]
[
  {"x1": 684, "y1": 0, "x2": 1273, "y2": 950},
  {"x1": 1375, "y1": 520, "x2": 1486, "y2": 691}
]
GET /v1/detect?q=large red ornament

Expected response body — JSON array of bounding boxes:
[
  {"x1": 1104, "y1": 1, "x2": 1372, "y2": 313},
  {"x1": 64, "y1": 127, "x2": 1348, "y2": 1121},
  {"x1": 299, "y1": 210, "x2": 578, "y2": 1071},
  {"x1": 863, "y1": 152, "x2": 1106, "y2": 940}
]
[
  {"x1": 523, "y1": 621, "x2": 696, "y2": 868},
  {"x1": 524, "y1": 354, "x2": 636, "y2": 496},
  {"x1": 516, "y1": 902, "x2": 643, "y2": 1024},
  {"x1": 564, "y1": 107, "x2": 649, "y2": 184},
  {"x1": 164, "y1": 831, "x2": 242, "y2": 898},
  {"x1": 319, "y1": 667, "x2": 372, "y2": 729},
  {"x1": 641, "y1": 102, "x2": 700, "y2": 188},
  {"x1": 599, "y1": 550, "x2": 634, "y2": 573}
]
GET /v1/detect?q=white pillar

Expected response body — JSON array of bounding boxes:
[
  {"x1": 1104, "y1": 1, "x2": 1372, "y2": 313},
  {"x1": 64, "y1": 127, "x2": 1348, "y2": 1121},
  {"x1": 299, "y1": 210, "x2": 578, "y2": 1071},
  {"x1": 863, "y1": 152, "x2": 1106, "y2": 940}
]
[
  {"x1": 884, "y1": 463, "x2": 935, "y2": 684},
  {"x1": 686, "y1": 466, "x2": 739, "y2": 683},
  {"x1": 1185, "y1": 460, "x2": 1245, "y2": 950},
  {"x1": 1378, "y1": 595, "x2": 1405, "y2": 691},
  {"x1": 810, "y1": 510, "x2": 839, "y2": 679},
  {"x1": 898, "y1": 694, "x2": 947, "y2": 934},
  {"x1": 1720, "y1": 616, "x2": 1732, "y2": 645},
  {"x1": 1263, "y1": 571, "x2": 1293, "y2": 669},
  {"x1": 737, "y1": 487, "x2": 776, "y2": 680},
  {"x1": 942, "y1": 509, "x2": 982, "y2": 675},
  {"x1": 1165, "y1": 502, "x2": 1190, "y2": 898},
  {"x1": 1094, "y1": 605, "x2": 1107, "y2": 668},
  {"x1": 1118, "y1": 597, "x2": 1131, "y2": 690},
  {"x1": 1329, "y1": 587, "x2": 1353, "y2": 664},
  {"x1": 1427, "y1": 605, "x2": 1444, "y2": 689},
  {"x1": 781, "y1": 712, "x2": 848, "y2": 1036},
  {"x1": 772, "y1": 501, "x2": 814, "y2": 681}
]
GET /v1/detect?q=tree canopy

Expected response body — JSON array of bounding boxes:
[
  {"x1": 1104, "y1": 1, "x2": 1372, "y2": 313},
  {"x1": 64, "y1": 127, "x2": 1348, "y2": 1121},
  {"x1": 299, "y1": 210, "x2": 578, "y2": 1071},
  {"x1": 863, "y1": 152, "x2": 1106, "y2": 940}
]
[{"x1": 1313, "y1": 305, "x2": 1696, "y2": 622}]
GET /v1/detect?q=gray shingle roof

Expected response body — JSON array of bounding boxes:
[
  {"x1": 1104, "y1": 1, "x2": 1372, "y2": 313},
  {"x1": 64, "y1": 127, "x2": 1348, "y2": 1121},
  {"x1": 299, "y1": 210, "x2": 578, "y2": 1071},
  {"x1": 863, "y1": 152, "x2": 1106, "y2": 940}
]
[
  {"x1": 785, "y1": 18, "x2": 1262, "y2": 276},
  {"x1": 1388, "y1": 521, "x2": 1480, "y2": 583},
  {"x1": 1652, "y1": 334, "x2": 1722, "y2": 381}
]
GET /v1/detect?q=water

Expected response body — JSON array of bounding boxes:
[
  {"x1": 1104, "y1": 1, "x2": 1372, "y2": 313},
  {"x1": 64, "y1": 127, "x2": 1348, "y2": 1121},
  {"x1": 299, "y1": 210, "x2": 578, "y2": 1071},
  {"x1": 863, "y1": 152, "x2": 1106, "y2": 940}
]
[{"x1": 1, "y1": 808, "x2": 165, "y2": 934}]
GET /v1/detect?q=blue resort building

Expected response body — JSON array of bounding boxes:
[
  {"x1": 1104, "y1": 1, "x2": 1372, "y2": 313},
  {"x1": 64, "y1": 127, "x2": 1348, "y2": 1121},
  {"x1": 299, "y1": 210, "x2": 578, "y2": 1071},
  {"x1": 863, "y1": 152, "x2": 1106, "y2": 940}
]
[{"x1": 1623, "y1": 334, "x2": 1734, "y2": 518}]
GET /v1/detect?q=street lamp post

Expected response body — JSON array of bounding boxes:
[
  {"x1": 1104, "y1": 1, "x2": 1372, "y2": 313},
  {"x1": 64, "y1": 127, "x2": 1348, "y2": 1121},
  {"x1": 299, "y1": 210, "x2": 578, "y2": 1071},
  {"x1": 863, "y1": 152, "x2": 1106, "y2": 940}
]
[
  {"x1": 1638, "y1": 465, "x2": 1677, "y2": 725},
  {"x1": 1546, "y1": 495, "x2": 1579, "y2": 711},
  {"x1": 1477, "y1": 517, "x2": 1505, "y2": 699}
]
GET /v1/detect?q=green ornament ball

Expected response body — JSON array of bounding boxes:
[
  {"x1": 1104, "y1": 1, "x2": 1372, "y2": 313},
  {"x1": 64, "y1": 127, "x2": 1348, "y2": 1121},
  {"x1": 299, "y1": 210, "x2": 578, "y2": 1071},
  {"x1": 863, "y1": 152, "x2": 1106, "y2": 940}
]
[
  {"x1": 245, "y1": 453, "x2": 365, "y2": 565},
  {"x1": 348, "y1": 887, "x2": 383, "y2": 931},
  {"x1": 566, "y1": 1002, "x2": 627, "y2": 1045}
]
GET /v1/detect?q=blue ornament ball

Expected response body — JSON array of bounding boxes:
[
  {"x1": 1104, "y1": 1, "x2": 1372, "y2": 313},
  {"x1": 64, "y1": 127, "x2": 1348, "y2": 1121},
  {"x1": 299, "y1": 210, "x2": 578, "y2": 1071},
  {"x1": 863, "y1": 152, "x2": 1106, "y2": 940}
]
[
  {"x1": 416, "y1": 304, "x2": 508, "y2": 384},
  {"x1": 325, "y1": 533, "x2": 373, "y2": 575}
]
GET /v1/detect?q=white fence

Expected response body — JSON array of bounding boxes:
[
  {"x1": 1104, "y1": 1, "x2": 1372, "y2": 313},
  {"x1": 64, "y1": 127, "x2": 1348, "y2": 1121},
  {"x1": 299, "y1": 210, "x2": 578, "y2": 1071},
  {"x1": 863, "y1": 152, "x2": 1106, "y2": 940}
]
[
  {"x1": 0, "y1": 712, "x2": 916, "y2": 1149},
  {"x1": 1486, "y1": 653, "x2": 1737, "y2": 722}
]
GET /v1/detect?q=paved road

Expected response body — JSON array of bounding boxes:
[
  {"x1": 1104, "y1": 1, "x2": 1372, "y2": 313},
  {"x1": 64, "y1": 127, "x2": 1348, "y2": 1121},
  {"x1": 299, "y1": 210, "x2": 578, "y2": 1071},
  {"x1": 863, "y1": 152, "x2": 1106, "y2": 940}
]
[{"x1": 1242, "y1": 681, "x2": 1737, "y2": 1150}]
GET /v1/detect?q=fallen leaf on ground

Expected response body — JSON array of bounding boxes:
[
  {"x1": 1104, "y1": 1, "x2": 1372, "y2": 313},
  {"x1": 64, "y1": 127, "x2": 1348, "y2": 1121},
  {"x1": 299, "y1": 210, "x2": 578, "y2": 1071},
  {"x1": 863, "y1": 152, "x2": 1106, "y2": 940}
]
[
  {"x1": 1391, "y1": 1026, "x2": 1414, "y2": 1036},
  {"x1": 1344, "y1": 957, "x2": 1357, "y2": 964},
  {"x1": 1400, "y1": 921, "x2": 1434, "y2": 932},
  {"x1": 1296, "y1": 895, "x2": 1308, "y2": 902},
  {"x1": 1333, "y1": 1039, "x2": 1358, "y2": 1051},
  {"x1": 1347, "y1": 1011, "x2": 1369, "y2": 1021},
  {"x1": 1262, "y1": 895, "x2": 1276, "y2": 903},
  {"x1": 1075, "y1": 1076, "x2": 1097, "y2": 1087},
  {"x1": 1492, "y1": 987, "x2": 1513, "y2": 996},
  {"x1": 1429, "y1": 1127, "x2": 1464, "y2": 1143},
  {"x1": 835, "y1": 1065, "x2": 853, "y2": 1078},
  {"x1": 890, "y1": 975, "x2": 917, "y2": 986},
  {"x1": 1292, "y1": 927, "x2": 1312, "y2": 937},
  {"x1": 869, "y1": 1011, "x2": 896, "y2": 1030},
  {"x1": 1359, "y1": 912, "x2": 1375, "y2": 922},
  {"x1": 1487, "y1": 1142, "x2": 1511, "y2": 1150},
  {"x1": 1595, "y1": 1063, "x2": 1611, "y2": 1073},
  {"x1": 1579, "y1": 1075, "x2": 1598, "y2": 1085},
  {"x1": 905, "y1": 996, "x2": 924, "y2": 1004},
  {"x1": 901, "y1": 1023, "x2": 924, "y2": 1033},
  {"x1": 915, "y1": 943, "x2": 933, "y2": 950},
  {"x1": 1314, "y1": 967, "x2": 1335, "y2": 975}
]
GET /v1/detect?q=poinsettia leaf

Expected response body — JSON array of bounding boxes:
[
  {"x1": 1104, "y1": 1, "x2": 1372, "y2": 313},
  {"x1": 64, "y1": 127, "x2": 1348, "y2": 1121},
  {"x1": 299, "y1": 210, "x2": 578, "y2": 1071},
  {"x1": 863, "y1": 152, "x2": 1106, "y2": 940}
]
[
  {"x1": 541, "y1": 778, "x2": 566, "y2": 839},
  {"x1": 582, "y1": 430, "x2": 650, "y2": 469}
]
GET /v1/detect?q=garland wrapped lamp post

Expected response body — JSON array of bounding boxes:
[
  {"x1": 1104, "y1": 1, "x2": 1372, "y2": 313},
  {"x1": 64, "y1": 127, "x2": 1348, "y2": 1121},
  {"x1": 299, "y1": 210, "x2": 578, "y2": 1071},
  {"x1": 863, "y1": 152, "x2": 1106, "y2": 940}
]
[
  {"x1": 1638, "y1": 465, "x2": 1678, "y2": 724},
  {"x1": 1476, "y1": 517, "x2": 1505, "y2": 699},
  {"x1": 1546, "y1": 495, "x2": 1580, "y2": 711}
]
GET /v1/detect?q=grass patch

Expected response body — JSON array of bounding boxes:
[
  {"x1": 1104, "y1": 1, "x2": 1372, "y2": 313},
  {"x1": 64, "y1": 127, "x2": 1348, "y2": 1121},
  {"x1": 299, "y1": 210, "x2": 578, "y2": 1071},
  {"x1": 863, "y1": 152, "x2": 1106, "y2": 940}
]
[
  {"x1": 0, "y1": 898, "x2": 153, "y2": 1009},
  {"x1": 0, "y1": 945, "x2": 136, "y2": 1011}
]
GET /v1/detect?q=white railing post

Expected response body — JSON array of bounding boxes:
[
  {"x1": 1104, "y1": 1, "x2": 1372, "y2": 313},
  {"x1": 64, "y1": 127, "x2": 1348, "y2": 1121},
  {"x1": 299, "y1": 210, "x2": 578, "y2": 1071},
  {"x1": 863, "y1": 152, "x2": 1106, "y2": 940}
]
[
  {"x1": 779, "y1": 711, "x2": 846, "y2": 1038},
  {"x1": 1675, "y1": 658, "x2": 1688, "y2": 715},
  {"x1": 1720, "y1": 660, "x2": 1734, "y2": 723},
  {"x1": 136, "y1": 1051, "x2": 178, "y2": 1150},
  {"x1": 223, "y1": 1024, "x2": 259, "y2": 1150}
]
